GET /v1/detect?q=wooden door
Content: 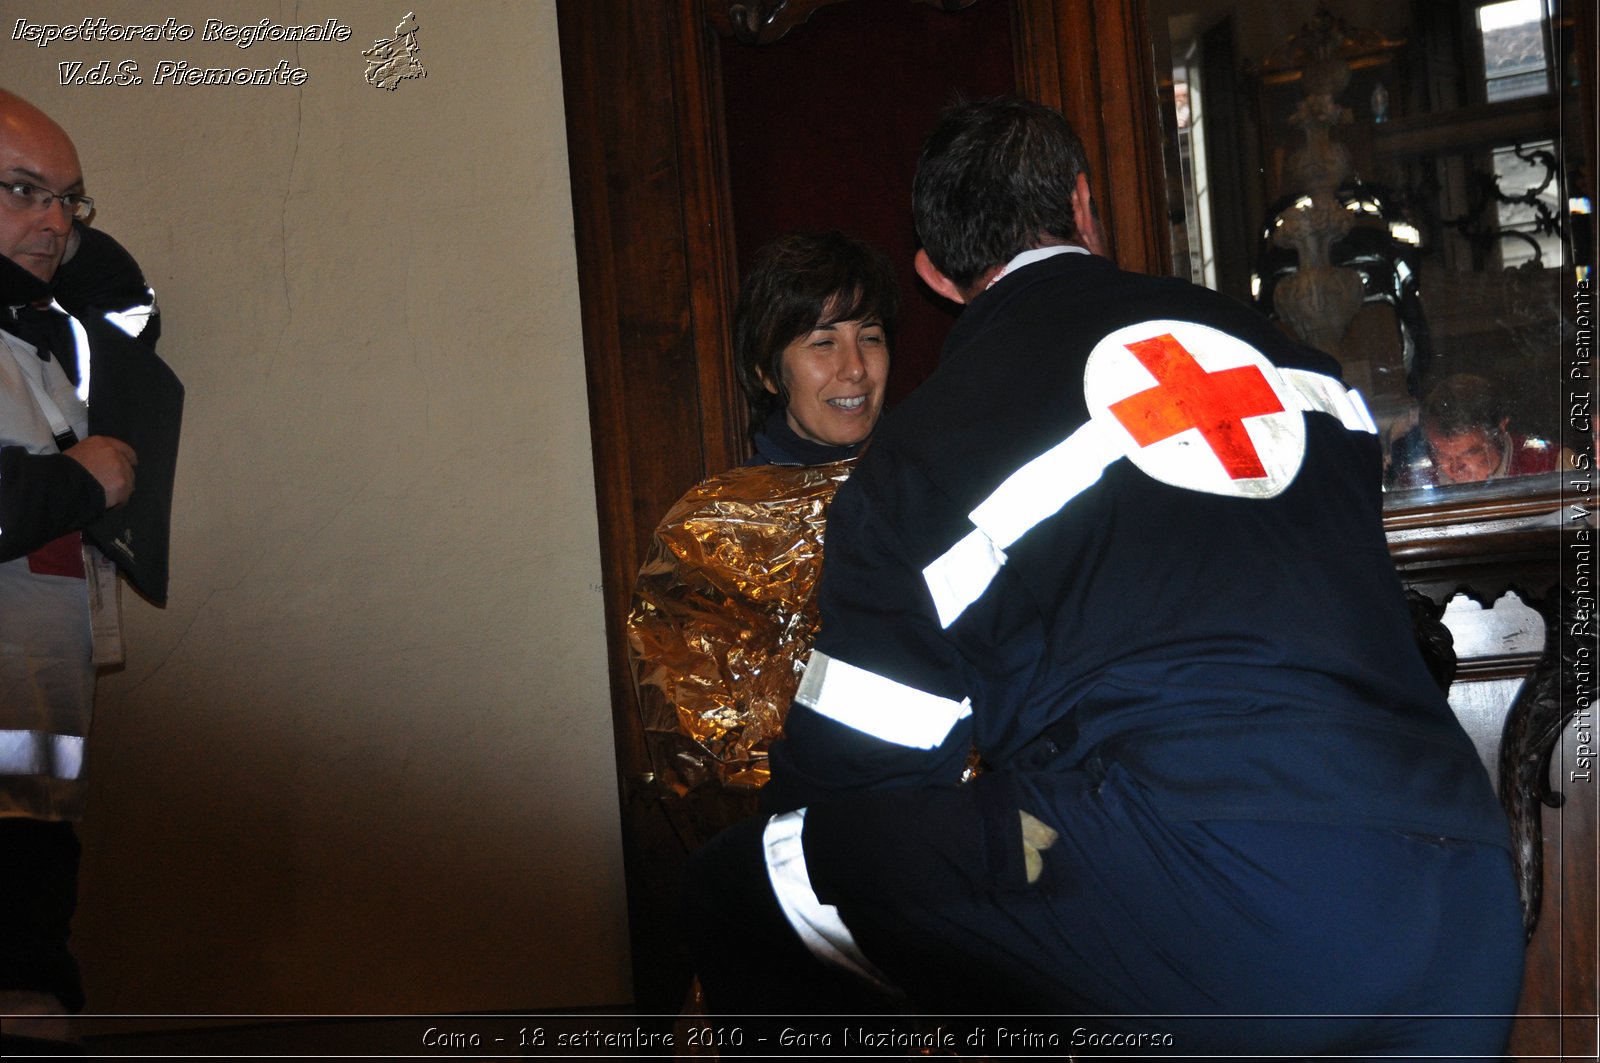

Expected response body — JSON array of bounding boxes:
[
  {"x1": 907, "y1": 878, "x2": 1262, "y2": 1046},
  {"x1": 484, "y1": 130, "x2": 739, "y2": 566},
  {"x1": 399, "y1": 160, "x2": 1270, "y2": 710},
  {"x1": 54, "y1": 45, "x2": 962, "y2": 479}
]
[{"x1": 557, "y1": 0, "x2": 1165, "y2": 1008}]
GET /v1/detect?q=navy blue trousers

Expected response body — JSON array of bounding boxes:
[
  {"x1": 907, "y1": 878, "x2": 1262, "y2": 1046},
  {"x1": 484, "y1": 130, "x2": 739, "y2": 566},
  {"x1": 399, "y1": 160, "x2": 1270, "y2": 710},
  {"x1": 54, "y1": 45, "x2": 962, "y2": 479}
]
[{"x1": 688, "y1": 761, "x2": 1525, "y2": 1060}]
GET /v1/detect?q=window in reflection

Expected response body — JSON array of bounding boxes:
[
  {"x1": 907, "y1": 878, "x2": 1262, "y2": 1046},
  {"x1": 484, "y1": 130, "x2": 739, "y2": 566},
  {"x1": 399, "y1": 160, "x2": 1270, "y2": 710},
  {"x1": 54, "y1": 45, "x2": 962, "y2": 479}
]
[
  {"x1": 1478, "y1": 0, "x2": 1553, "y2": 103},
  {"x1": 1173, "y1": 38, "x2": 1221, "y2": 289},
  {"x1": 1491, "y1": 141, "x2": 1565, "y2": 269}
]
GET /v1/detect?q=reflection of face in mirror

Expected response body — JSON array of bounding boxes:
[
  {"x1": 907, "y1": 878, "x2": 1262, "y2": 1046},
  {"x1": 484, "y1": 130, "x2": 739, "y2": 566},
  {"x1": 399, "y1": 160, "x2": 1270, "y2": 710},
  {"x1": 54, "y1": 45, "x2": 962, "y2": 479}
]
[
  {"x1": 1151, "y1": 1, "x2": 1588, "y2": 505},
  {"x1": 1418, "y1": 372, "x2": 1562, "y2": 486},
  {"x1": 767, "y1": 317, "x2": 889, "y2": 447},
  {"x1": 1425, "y1": 424, "x2": 1509, "y2": 484}
]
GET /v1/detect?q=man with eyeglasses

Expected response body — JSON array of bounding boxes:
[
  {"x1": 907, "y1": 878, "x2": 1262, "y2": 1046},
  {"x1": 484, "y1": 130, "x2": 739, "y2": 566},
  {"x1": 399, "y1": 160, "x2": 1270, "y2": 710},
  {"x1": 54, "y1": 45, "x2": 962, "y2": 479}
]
[
  {"x1": 1419, "y1": 372, "x2": 1563, "y2": 485},
  {"x1": 1, "y1": 87, "x2": 163, "y2": 1050}
]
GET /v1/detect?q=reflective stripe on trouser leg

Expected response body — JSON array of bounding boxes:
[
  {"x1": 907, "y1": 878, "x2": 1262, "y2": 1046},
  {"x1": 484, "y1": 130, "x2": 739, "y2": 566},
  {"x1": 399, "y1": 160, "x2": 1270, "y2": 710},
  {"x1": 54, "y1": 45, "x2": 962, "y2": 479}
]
[{"x1": 763, "y1": 809, "x2": 893, "y2": 991}]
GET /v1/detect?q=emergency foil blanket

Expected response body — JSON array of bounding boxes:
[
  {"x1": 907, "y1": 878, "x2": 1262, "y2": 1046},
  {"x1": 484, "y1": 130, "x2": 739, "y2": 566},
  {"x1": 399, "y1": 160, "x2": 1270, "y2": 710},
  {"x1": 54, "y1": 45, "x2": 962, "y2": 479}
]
[{"x1": 627, "y1": 460, "x2": 855, "y2": 793}]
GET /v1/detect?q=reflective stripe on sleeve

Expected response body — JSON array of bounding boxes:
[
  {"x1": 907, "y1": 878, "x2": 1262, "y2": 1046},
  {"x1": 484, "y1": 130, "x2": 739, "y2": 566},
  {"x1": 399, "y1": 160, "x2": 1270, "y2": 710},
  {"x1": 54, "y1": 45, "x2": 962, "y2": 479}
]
[
  {"x1": 922, "y1": 527, "x2": 1008, "y2": 631},
  {"x1": 47, "y1": 299, "x2": 95, "y2": 404},
  {"x1": 919, "y1": 368, "x2": 1373, "y2": 630},
  {"x1": 104, "y1": 291, "x2": 158, "y2": 339},
  {"x1": 103, "y1": 307, "x2": 147, "y2": 339},
  {"x1": 762, "y1": 809, "x2": 893, "y2": 990},
  {"x1": 795, "y1": 650, "x2": 972, "y2": 750},
  {"x1": 1280, "y1": 369, "x2": 1378, "y2": 434},
  {"x1": 922, "y1": 420, "x2": 1122, "y2": 629},
  {"x1": 67, "y1": 313, "x2": 92, "y2": 404},
  {"x1": 0, "y1": 729, "x2": 85, "y2": 780}
]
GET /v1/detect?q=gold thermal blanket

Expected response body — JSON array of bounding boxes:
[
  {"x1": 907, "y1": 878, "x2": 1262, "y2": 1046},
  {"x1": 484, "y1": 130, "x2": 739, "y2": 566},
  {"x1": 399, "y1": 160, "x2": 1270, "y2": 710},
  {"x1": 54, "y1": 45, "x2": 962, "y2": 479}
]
[{"x1": 627, "y1": 460, "x2": 855, "y2": 794}]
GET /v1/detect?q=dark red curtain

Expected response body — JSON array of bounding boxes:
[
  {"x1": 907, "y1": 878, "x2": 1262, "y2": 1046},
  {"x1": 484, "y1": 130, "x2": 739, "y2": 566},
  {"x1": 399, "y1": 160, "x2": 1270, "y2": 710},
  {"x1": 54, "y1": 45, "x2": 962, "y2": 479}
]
[{"x1": 720, "y1": 0, "x2": 1017, "y2": 406}]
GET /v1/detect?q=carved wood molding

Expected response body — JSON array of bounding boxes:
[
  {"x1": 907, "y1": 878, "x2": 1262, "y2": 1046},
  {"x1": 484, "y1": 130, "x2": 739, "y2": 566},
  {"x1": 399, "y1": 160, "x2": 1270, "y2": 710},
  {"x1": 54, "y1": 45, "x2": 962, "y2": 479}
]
[
  {"x1": 1497, "y1": 583, "x2": 1585, "y2": 940},
  {"x1": 711, "y1": 0, "x2": 845, "y2": 45},
  {"x1": 1390, "y1": 494, "x2": 1587, "y2": 939},
  {"x1": 709, "y1": 0, "x2": 981, "y2": 45},
  {"x1": 1386, "y1": 489, "x2": 1576, "y2": 607},
  {"x1": 1383, "y1": 486, "x2": 1573, "y2": 535},
  {"x1": 1455, "y1": 651, "x2": 1550, "y2": 684},
  {"x1": 1409, "y1": 562, "x2": 1583, "y2": 941},
  {"x1": 1405, "y1": 588, "x2": 1457, "y2": 692}
]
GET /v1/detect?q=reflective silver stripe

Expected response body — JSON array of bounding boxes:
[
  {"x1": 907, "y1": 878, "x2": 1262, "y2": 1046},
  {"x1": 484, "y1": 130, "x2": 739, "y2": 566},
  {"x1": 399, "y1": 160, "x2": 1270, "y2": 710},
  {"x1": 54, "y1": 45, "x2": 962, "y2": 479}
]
[
  {"x1": 923, "y1": 420, "x2": 1122, "y2": 628},
  {"x1": 763, "y1": 810, "x2": 893, "y2": 990},
  {"x1": 923, "y1": 527, "x2": 1008, "y2": 630},
  {"x1": 795, "y1": 650, "x2": 972, "y2": 750},
  {"x1": 104, "y1": 290, "x2": 158, "y2": 339},
  {"x1": 47, "y1": 299, "x2": 94, "y2": 404},
  {"x1": 969, "y1": 420, "x2": 1123, "y2": 547},
  {"x1": 1281, "y1": 369, "x2": 1378, "y2": 434},
  {"x1": 0, "y1": 730, "x2": 85, "y2": 780},
  {"x1": 70, "y1": 313, "x2": 92, "y2": 404},
  {"x1": 920, "y1": 369, "x2": 1372, "y2": 629}
]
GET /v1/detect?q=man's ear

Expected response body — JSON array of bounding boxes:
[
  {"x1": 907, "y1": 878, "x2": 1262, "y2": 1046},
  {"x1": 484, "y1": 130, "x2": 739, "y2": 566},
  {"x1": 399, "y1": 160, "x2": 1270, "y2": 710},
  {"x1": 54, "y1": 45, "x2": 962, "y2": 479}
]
[
  {"x1": 915, "y1": 248, "x2": 969, "y2": 306},
  {"x1": 1073, "y1": 173, "x2": 1106, "y2": 258}
]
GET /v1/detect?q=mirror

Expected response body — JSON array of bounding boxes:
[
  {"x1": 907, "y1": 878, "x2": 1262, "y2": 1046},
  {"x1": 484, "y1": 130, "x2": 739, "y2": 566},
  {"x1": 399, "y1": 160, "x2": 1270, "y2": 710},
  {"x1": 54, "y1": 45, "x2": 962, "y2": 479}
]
[{"x1": 1147, "y1": 0, "x2": 1593, "y2": 507}]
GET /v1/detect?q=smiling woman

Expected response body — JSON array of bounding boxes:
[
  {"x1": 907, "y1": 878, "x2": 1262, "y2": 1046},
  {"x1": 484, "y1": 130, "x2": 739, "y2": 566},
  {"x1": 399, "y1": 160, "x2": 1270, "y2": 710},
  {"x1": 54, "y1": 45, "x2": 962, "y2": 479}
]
[
  {"x1": 737, "y1": 231, "x2": 898, "y2": 463},
  {"x1": 628, "y1": 231, "x2": 899, "y2": 843},
  {"x1": 769, "y1": 316, "x2": 889, "y2": 448}
]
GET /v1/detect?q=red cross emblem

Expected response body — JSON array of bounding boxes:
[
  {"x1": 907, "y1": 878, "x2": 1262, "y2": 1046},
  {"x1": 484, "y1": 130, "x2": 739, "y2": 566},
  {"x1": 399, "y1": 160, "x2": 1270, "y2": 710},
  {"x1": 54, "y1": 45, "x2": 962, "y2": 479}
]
[{"x1": 1107, "y1": 333, "x2": 1285, "y2": 479}]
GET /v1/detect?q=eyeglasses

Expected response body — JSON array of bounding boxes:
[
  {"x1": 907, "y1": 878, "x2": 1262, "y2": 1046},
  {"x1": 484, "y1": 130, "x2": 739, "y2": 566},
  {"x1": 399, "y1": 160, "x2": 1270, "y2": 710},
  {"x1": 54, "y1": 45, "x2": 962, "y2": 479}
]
[{"x1": 2, "y1": 182, "x2": 94, "y2": 221}]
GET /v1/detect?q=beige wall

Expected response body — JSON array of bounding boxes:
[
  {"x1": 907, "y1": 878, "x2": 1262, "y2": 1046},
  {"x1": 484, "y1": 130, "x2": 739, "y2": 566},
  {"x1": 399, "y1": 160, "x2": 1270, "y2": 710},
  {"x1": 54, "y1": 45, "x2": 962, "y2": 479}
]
[{"x1": 2, "y1": 1, "x2": 630, "y2": 1013}]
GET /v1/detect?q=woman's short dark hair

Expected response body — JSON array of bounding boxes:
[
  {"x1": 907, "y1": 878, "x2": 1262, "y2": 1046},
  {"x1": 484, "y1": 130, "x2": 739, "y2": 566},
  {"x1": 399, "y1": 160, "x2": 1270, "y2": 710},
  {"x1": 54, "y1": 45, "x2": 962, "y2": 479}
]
[
  {"x1": 912, "y1": 96, "x2": 1094, "y2": 290},
  {"x1": 734, "y1": 231, "x2": 899, "y2": 425}
]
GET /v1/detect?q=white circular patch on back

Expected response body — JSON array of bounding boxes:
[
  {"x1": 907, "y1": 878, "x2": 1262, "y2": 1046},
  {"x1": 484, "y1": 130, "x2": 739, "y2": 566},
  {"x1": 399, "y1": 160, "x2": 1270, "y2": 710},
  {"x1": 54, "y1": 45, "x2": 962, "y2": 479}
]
[{"x1": 1083, "y1": 319, "x2": 1305, "y2": 498}]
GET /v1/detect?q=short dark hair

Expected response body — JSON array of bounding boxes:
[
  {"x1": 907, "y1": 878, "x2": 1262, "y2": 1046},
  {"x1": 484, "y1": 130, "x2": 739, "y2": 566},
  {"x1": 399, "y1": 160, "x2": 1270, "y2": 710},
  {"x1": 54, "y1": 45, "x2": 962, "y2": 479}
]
[
  {"x1": 912, "y1": 96, "x2": 1094, "y2": 290},
  {"x1": 1421, "y1": 374, "x2": 1503, "y2": 440},
  {"x1": 734, "y1": 231, "x2": 899, "y2": 424}
]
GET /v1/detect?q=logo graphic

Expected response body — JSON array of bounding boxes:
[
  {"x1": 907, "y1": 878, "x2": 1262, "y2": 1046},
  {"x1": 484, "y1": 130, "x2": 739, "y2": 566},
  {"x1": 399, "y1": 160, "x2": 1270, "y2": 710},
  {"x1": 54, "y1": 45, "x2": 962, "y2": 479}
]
[
  {"x1": 1085, "y1": 319, "x2": 1306, "y2": 498},
  {"x1": 363, "y1": 12, "x2": 426, "y2": 90}
]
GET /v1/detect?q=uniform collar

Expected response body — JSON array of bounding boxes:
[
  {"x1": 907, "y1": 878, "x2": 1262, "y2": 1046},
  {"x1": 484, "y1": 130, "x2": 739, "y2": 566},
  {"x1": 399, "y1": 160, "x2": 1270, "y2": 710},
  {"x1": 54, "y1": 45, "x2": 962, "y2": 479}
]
[
  {"x1": 749, "y1": 408, "x2": 866, "y2": 466},
  {"x1": 984, "y1": 244, "x2": 1091, "y2": 291},
  {"x1": 1, "y1": 252, "x2": 52, "y2": 312}
]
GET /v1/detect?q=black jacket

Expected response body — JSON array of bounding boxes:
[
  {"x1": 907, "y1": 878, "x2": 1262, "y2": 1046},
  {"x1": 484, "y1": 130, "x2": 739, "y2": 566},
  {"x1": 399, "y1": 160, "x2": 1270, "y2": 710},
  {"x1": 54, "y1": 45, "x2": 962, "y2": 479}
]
[
  {"x1": 765, "y1": 251, "x2": 1508, "y2": 849},
  {"x1": 0, "y1": 225, "x2": 160, "y2": 563}
]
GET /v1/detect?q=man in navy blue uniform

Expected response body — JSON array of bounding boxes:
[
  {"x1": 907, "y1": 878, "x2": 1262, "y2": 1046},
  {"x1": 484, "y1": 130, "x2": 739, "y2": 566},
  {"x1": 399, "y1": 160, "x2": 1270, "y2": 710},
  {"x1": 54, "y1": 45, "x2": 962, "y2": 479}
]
[{"x1": 685, "y1": 98, "x2": 1524, "y2": 1057}]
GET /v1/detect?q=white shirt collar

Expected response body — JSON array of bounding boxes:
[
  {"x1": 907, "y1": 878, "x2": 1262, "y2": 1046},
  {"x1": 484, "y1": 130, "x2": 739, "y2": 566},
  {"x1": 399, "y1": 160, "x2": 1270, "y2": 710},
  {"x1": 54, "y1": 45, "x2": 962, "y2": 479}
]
[{"x1": 985, "y1": 244, "x2": 1090, "y2": 290}]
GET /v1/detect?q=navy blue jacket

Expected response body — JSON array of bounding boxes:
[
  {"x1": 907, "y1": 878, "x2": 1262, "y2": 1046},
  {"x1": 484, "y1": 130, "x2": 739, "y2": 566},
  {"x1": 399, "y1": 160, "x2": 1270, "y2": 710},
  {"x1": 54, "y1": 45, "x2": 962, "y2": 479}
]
[
  {"x1": 764, "y1": 252, "x2": 1508, "y2": 849},
  {"x1": 1, "y1": 226, "x2": 162, "y2": 564}
]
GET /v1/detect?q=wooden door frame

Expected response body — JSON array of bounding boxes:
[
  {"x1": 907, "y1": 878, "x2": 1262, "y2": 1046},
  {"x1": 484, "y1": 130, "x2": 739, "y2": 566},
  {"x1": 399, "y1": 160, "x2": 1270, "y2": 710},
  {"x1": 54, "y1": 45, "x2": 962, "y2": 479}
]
[{"x1": 557, "y1": 0, "x2": 1168, "y2": 1006}]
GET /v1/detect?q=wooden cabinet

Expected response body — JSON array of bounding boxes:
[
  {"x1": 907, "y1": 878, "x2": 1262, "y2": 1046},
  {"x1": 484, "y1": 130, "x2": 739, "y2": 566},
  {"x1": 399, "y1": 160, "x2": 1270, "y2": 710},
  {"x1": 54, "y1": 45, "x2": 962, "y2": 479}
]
[{"x1": 1389, "y1": 500, "x2": 1595, "y2": 1060}]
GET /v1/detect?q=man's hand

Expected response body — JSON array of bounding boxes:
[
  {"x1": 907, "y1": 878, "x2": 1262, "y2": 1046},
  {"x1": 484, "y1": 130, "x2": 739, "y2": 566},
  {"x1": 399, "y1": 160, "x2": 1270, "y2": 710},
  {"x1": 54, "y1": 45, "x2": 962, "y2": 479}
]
[{"x1": 64, "y1": 435, "x2": 136, "y2": 507}]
